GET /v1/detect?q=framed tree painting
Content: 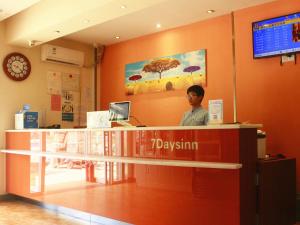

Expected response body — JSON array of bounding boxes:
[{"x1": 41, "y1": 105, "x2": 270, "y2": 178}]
[{"x1": 125, "y1": 49, "x2": 206, "y2": 95}]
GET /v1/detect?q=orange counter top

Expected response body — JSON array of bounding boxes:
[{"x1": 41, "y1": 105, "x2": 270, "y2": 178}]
[{"x1": 5, "y1": 124, "x2": 261, "y2": 132}]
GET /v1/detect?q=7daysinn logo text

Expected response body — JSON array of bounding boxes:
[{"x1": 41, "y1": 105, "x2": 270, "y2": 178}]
[{"x1": 151, "y1": 138, "x2": 198, "y2": 151}]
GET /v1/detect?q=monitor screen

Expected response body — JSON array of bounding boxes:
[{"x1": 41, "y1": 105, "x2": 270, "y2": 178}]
[
  {"x1": 252, "y1": 12, "x2": 300, "y2": 58},
  {"x1": 109, "y1": 101, "x2": 130, "y2": 122}
]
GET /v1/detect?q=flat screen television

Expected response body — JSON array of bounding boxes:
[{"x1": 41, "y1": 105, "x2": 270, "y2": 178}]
[
  {"x1": 252, "y1": 12, "x2": 300, "y2": 58},
  {"x1": 108, "y1": 101, "x2": 130, "y2": 122}
]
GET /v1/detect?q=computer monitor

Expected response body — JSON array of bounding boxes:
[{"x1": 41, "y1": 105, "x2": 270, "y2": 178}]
[{"x1": 109, "y1": 101, "x2": 131, "y2": 124}]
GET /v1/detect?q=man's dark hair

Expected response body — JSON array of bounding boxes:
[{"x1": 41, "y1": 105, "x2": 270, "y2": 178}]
[{"x1": 187, "y1": 85, "x2": 205, "y2": 96}]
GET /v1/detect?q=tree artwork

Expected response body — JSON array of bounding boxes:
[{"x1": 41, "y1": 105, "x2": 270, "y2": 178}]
[
  {"x1": 142, "y1": 58, "x2": 180, "y2": 79},
  {"x1": 125, "y1": 49, "x2": 206, "y2": 95}
]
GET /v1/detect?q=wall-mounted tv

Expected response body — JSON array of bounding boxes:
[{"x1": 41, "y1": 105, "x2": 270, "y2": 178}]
[{"x1": 252, "y1": 12, "x2": 300, "y2": 58}]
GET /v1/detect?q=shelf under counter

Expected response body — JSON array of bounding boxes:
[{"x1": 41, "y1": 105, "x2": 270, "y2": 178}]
[{"x1": 0, "y1": 149, "x2": 242, "y2": 169}]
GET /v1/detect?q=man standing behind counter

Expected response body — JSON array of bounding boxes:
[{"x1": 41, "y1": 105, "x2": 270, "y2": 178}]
[{"x1": 180, "y1": 85, "x2": 208, "y2": 126}]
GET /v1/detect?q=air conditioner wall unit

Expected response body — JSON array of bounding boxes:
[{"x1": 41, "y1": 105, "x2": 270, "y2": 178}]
[{"x1": 41, "y1": 44, "x2": 84, "y2": 67}]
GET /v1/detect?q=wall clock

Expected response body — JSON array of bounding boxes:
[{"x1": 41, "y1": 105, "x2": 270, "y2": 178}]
[{"x1": 2, "y1": 52, "x2": 31, "y2": 81}]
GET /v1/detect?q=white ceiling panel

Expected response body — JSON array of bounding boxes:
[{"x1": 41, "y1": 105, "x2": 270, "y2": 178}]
[
  {"x1": 2, "y1": 0, "x2": 276, "y2": 47},
  {"x1": 0, "y1": 0, "x2": 40, "y2": 21}
]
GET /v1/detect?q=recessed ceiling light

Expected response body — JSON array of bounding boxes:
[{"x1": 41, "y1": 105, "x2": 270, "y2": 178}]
[
  {"x1": 83, "y1": 19, "x2": 90, "y2": 23},
  {"x1": 156, "y1": 23, "x2": 161, "y2": 28},
  {"x1": 28, "y1": 40, "x2": 40, "y2": 47},
  {"x1": 115, "y1": 36, "x2": 120, "y2": 39},
  {"x1": 207, "y1": 10, "x2": 215, "y2": 14},
  {"x1": 120, "y1": 5, "x2": 126, "y2": 9}
]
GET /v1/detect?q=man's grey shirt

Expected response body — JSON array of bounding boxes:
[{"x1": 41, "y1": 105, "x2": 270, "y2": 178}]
[{"x1": 180, "y1": 107, "x2": 208, "y2": 126}]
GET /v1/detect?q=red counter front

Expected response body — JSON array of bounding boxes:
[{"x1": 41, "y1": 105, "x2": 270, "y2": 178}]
[{"x1": 3, "y1": 125, "x2": 258, "y2": 225}]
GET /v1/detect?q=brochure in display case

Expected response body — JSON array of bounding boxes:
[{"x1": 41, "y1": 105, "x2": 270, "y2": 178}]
[
  {"x1": 208, "y1": 99, "x2": 223, "y2": 124},
  {"x1": 15, "y1": 112, "x2": 38, "y2": 129}
]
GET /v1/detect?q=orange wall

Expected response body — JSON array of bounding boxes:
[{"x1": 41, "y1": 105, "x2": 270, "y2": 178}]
[
  {"x1": 100, "y1": 15, "x2": 234, "y2": 126},
  {"x1": 100, "y1": 0, "x2": 300, "y2": 190},
  {"x1": 234, "y1": 0, "x2": 300, "y2": 186}
]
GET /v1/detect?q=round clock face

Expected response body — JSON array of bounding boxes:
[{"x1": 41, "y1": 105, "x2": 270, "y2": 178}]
[{"x1": 2, "y1": 52, "x2": 31, "y2": 81}]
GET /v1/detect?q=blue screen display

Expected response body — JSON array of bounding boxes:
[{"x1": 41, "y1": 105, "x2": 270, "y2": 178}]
[{"x1": 252, "y1": 12, "x2": 300, "y2": 58}]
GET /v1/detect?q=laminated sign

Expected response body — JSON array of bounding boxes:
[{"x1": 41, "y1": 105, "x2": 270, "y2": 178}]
[{"x1": 208, "y1": 99, "x2": 223, "y2": 124}]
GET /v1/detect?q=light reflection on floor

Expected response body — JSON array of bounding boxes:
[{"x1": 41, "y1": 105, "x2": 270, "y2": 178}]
[{"x1": 0, "y1": 200, "x2": 90, "y2": 225}]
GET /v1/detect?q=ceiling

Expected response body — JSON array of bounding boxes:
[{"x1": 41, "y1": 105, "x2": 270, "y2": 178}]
[
  {"x1": 0, "y1": 0, "x2": 40, "y2": 21},
  {"x1": 1, "y1": 0, "x2": 275, "y2": 48}
]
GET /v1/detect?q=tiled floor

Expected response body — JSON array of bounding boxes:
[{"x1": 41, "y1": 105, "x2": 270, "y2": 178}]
[
  {"x1": 1, "y1": 198, "x2": 299, "y2": 225},
  {"x1": 0, "y1": 199, "x2": 90, "y2": 225}
]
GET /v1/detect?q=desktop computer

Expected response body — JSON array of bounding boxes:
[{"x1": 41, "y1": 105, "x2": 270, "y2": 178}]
[{"x1": 108, "y1": 101, "x2": 133, "y2": 127}]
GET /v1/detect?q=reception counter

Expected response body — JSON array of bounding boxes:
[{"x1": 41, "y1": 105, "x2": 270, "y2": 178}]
[{"x1": 2, "y1": 125, "x2": 259, "y2": 225}]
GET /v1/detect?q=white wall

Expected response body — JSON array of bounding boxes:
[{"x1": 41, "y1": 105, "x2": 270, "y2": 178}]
[{"x1": 0, "y1": 22, "x2": 94, "y2": 194}]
